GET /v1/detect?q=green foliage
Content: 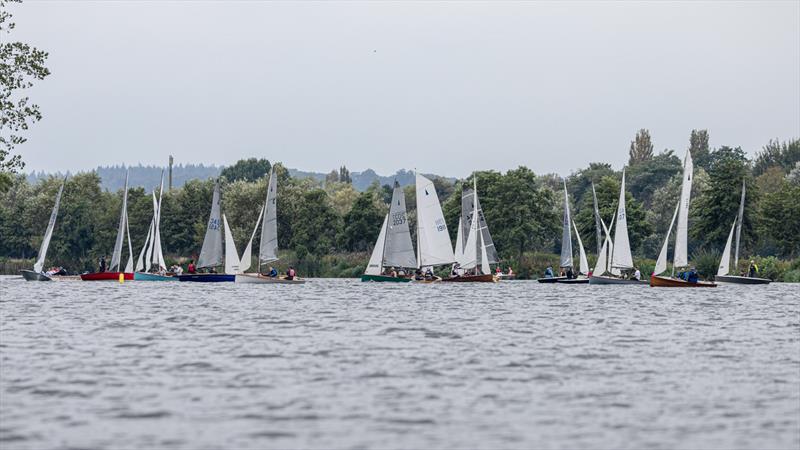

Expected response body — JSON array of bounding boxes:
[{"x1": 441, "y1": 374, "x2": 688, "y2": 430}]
[
  {"x1": 341, "y1": 189, "x2": 385, "y2": 252},
  {"x1": 758, "y1": 181, "x2": 800, "y2": 258},
  {"x1": 626, "y1": 150, "x2": 682, "y2": 207},
  {"x1": 753, "y1": 138, "x2": 800, "y2": 176},
  {"x1": 689, "y1": 129, "x2": 712, "y2": 171},
  {"x1": 628, "y1": 129, "x2": 654, "y2": 166},
  {"x1": 219, "y1": 158, "x2": 270, "y2": 183},
  {"x1": 692, "y1": 248, "x2": 720, "y2": 280}
]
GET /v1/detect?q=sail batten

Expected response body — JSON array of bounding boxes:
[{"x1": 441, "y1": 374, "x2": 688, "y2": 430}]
[{"x1": 33, "y1": 178, "x2": 66, "y2": 273}]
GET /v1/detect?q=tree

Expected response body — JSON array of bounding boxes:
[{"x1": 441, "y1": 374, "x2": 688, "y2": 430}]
[
  {"x1": 0, "y1": 0, "x2": 51, "y2": 192},
  {"x1": 626, "y1": 149, "x2": 682, "y2": 207},
  {"x1": 341, "y1": 189, "x2": 384, "y2": 252},
  {"x1": 288, "y1": 189, "x2": 342, "y2": 255},
  {"x1": 689, "y1": 129, "x2": 712, "y2": 171},
  {"x1": 753, "y1": 138, "x2": 800, "y2": 176},
  {"x1": 628, "y1": 129, "x2": 654, "y2": 165},
  {"x1": 219, "y1": 158, "x2": 271, "y2": 183},
  {"x1": 691, "y1": 146, "x2": 754, "y2": 251},
  {"x1": 339, "y1": 166, "x2": 352, "y2": 184},
  {"x1": 758, "y1": 181, "x2": 800, "y2": 258}
]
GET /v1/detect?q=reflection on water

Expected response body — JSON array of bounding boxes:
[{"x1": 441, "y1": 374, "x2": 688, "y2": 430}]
[{"x1": 1, "y1": 277, "x2": 798, "y2": 449}]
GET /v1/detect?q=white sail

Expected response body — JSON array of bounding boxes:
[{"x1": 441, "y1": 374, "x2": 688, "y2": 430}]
[
  {"x1": 144, "y1": 192, "x2": 157, "y2": 271},
  {"x1": 197, "y1": 183, "x2": 223, "y2": 269},
  {"x1": 124, "y1": 204, "x2": 134, "y2": 273},
  {"x1": 474, "y1": 193, "x2": 499, "y2": 264},
  {"x1": 461, "y1": 206, "x2": 479, "y2": 269},
  {"x1": 560, "y1": 180, "x2": 573, "y2": 268},
  {"x1": 383, "y1": 181, "x2": 417, "y2": 268},
  {"x1": 239, "y1": 201, "x2": 265, "y2": 274},
  {"x1": 33, "y1": 178, "x2": 66, "y2": 273},
  {"x1": 717, "y1": 219, "x2": 736, "y2": 276},
  {"x1": 611, "y1": 170, "x2": 634, "y2": 269},
  {"x1": 572, "y1": 220, "x2": 589, "y2": 275},
  {"x1": 734, "y1": 179, "x2": 745, "y2": 270},
  {"x1": 416, "y1": 173, "x2": 455, "y2": 267},
  {"x1": 259, "y1": 168, "x2": 279, "y2": 263},
  {"x1": 654, "y1": 200, "x2": 680, "y2": 276},
  {"x1": 110, "y1": 171, "x2": 130, "y2": 272},
  {"x1": 365, "y1": 215, "x2": 388, "y2": 275},
  {"x1": 223, "y1": 214, "x2": 241, "y2": 274},
  {"x1": 153, "y1": 173, "x2": 166, "y2": 271},
  {"x1": 479, "y1": 230, "x2": 491, "y2": 275},
  {"x1": 453, "y1": 216, "x2": 464, "y2": 267},
  {"x1": 595, "y1": 232, "x2": 610, "y2": 275},
  {"x1": 136, "y1": 217, "x2": 153, "y2": 272},
  {"x1": 674, "y1": 149, "x2": 693, "y2": 268}
]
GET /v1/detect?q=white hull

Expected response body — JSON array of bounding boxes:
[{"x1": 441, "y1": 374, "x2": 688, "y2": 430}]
[{"x1": 235, "y1": 273, "x2": 306, "y2": 284}]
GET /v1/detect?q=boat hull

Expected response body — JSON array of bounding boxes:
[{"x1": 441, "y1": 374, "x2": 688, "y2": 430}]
[
  {"x1": 650, "y1": 275, "x2": 716, "y2": 287},
  {"x1": 441, "y1": 274, "x2": 496, "y2": 283},
  {"x1": 537, "y1": 276, "x2": 566, "y2": 283},
  {"x1": 177, "y1": 273, "x2": 235, "y2": 283},
  {"x1": 412, "y1": 276, "x2": 442, "y2": 283},
  {"x1": 20, "y1": 270, "x2": 51, "y2": 281},
  {"x1": 80, "y1": 272, "x2": 134, "y2": 281},
  {"x1": 588, "y1": 275, "x2": 647, "y2": 285},
  {"x1": 235, "y1": 274, "x2": 306, "y2": 284},
  {"x1": 715, "y1": 275, "x2": 771, "y2": 285},
  {"x1": 134, "y1": 272, "x2": 177, "y2": 281},
  {"x1": 496, "y1": 274, "x2": 516, "y2": 280},
  {"x1": 360, "y1": 274, "x2": 412, "y2": 283},
  {"x1": 557, "y1": 277, "x2": 590, "y2": 284}
]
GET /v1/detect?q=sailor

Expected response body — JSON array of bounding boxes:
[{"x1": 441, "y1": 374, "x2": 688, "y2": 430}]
[
  {"x1": 269, "y1": 266, "x2": 278, "y2": 277},
  {"x1": 687, "y1": 267, "x2": 699, "y2": 283},
  {"x1": 748, "y1": 260, "x2": 758, "y2": 278},
  {"x1": 633, "y1": 267, "x2": 641, "y2": 280},
  {"x1": 286, "y1": 266, "x2": 296, "y2": 280},
  {"x1": 187, "y1": 260, "x2": 196, "y2": 274},
  {"x1": 99, "y1": 255, "x2": 107, "y2": 273},
  {"x1": 425, "y1": 267, "x2": 434, "y2": 280},
  {"x1": 566, "y1": 267, "x2": 574, "y2": 279},
  {"x1": 545, "y1": 266, "x2": 554, "y2": 278}
]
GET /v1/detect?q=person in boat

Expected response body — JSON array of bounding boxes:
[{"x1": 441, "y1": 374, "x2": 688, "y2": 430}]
[
  {"x1": 508, "y1": 267, "x2": 513, "y2": 276},
  {"x1": 495, "y1": 266, "x2": 502, "y2": 275},
  {"x1": 286, "y1": 266, "x2": 296, "y2": 280},
  {"x1": 171, "y1": 264, "x2": 183, "y2": 275},
  {"x1": 545, "y1": 266, "x2": 554, "y2": 278},
  {"x1": 267, "y1": 266, "x2": 278, "y2": 277},
  {"x1": 633, "y1": 267, "x2": 641, "y2": 281},
  {"x1": 98, "y1": 255, "x2": 107, "y2": 273},
  {"x1": 187, "y1": 260, "x2": 196, "y2": 274},
  {"x1": 425, "y1": 267, "x2": 434, "y2": 280},
  {"x1": 414, "y1": 268, "x2": 423, "y2": 280},
  {"x1": 565, "y1": 267, "x2": 574, "y2": 279},
  {"x1": 390, "y1": 267, "x2": 398, "y2": 278},
  {"x1": 748, "y1": 260, "x2": 759, "y2": 278},
  {"x1": 687, "y1": 267, "x2": 699, "y2": 283}
]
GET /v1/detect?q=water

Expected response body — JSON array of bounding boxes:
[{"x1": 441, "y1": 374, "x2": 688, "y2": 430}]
[{"x1": 1, "y1": 277, "x2": 798, "y2": 449}]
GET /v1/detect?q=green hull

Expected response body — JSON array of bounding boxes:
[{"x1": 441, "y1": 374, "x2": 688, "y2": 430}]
[{"x1": 360, "y1": 274, "x2": 412, "y2": 283}]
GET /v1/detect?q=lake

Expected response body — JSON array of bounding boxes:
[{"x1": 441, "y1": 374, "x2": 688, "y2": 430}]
[{"x1": 1, "y1": 277, "x2": 798, "y2": 449}]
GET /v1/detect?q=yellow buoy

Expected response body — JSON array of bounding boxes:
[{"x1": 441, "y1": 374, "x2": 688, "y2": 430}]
[{"x1": 119, "y1": 273, "x2": 124, "y2": 284}]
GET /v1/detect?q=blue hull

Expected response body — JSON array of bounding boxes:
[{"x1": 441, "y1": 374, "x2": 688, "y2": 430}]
[
  {"x1": 134, "y1": 272, "x2": 177, "y2": 281},
  {"x1": 176, "y1": 274, "x2": 235, "y2": 283}
]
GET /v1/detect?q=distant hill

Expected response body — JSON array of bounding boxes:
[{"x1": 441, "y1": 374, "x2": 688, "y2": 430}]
[{"x1": 28, "y1": 165, "x2": 455, "y2": 192}]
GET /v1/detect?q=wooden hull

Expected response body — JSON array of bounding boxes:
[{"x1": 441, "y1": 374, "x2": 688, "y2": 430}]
[
  {"x1": 650, "y1": 275, "x2": 716, "y2": 287},
  {"x1": 537, "y1": 276, "x2": 566, "y2": 283},
  {"x1": 412, "y1": 276, "x2": 442, "y2": 283},
  {"x1": 21, "y1": 270, "x2": 51, "y2": 281},
  {"x1": 360, "y1": 274, "x2": 412, "y2": 283},
  {"x1": 715, "y1": 275, "x2": 771, "y2": 285},
  {"x1": 235, "y1": 274, "x2": 306, "y2": 284},
  {"x1": 441, "y1": 274, "x2": 496, "y2": 283},
  {"x1": 496, "y1": 274, "x2": 516, "y2": 280},
  {"x1": 588, "y1": 275, "x2": 648, "y2": 285},
  {"x1": 134, "y1": 272, "x2": 177, "y2": 281},
  {"x1": 80, "y1": 272, "x2": 134, "y2": 281},
  {"x1": 557, "y1": 277, "x2": 590, "y2": 284},
  {"x1": 176, "y1": 273, "x2": 235, "y2": 283}
]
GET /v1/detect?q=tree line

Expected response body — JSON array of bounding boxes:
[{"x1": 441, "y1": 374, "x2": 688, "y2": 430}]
[{"x1": 0, "y1": 132, "x2": 798, "y2": 279}]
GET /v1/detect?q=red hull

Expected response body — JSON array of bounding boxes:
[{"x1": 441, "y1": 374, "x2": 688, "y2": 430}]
[
  {"x1": 80, "y1": 272, "x2": 134, "y2": 281},
  {"x1": 650, "y1": 275, "x2": 716, "y2": 287},
  {"x1": 441, "y1": 274, "x2": 496, "y2": 283}
]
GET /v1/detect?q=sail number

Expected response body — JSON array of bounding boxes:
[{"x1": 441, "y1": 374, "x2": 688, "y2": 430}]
[
  {"x1": 209, "y1": 218, "x2": 221, "y2": 230},
  {"x1": 392, "y1": 212, "x2": 406, "y2": 226},
  {"x1": 435, "y1": 218, "x2": 446, "y2": 232}
]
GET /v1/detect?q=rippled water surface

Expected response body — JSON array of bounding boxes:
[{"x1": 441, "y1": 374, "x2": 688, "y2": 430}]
[{"x1": 1, "y1": 277, "x2": 798, "y2": 449}]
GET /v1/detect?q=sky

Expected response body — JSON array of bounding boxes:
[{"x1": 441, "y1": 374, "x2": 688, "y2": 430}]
[{"x1": 8, "y1": 1, "x2": 800, "y2": 178}]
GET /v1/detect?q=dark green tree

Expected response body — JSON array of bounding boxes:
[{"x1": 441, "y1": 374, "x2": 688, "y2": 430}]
[
  {"x1": 219, "y1": 158, "x2": 271, "y2": 183},
  {"x1": 758, "y1": 180, "x2": 800, "y2": 257},
  {"x1": 689, "y1": 129, "x2": 712, "y2": 171},
  {"x1": 341, "y1": 189, "x2": 384, "y2": 251},
  {"x1": 628, "y1": 129, "x2": 654, "y2": 165},
  {"x1": 753, "y1": 138, "x2": 800, "y2": 176},
  {"x1": 289, "y1": 189, "x2": 342, "y2": 255},
  {"x1": 626, "y1": 149, "x2": 682, "y2": 207}
]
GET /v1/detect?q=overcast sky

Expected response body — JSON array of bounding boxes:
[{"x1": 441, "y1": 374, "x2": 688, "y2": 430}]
[{"x1": 9, "y1": 1, "x2": 800, "y2": 178}]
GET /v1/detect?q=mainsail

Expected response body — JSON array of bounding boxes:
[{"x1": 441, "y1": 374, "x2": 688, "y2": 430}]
[
  {"x1": 453, "y1": 216, "x2": 465, "y2": 268},
  {"x1": 223, "y1": 214, "x2": 241, "y2": 274},
  {"x1": 654, "y1": 200, "x2": 680, "y2": 276},
  {"x1": 415, "y1": 173, "x2": 455, "y2": 267},
  {"x1": 259, "y1": 168, "x2": 279, "y2": 263},
  {"x1": 611, "y1": 170, "x2": 634, "y2": 269},
  {"x1": 382, "y1": 181, "x2": 417, "y2": 268},
  {"x1": 197, "y1": 182, "x2": 223, "y2": 269},
  {"x1": 239, "y1": 200, "x2": 264, "y2": 274},
  {"x1": 365, "y1": 215, "x2": 388, "y2": 275},
  {"x1": 572, "y1": 220, "x2": 589, "y2": 275},
  {"x1": 560, "y1": 181, "x2": 573, "y2": 268},
  {"x1": 110, "y1": 171, "x2": 132, "y2": 272},
  {"x1": 33, "y1": 178, "x2": 66, "y2": 273},
  {"x1": 674, "y1": 149, "x2": 693, "y2": 268},
  {"x1": 717, "y1": 219, "x2": 736, "y2": 276},
  {"x1": 460, "y1": 186, "x2": 498, "y2": 264},
  {"x1": 460, "y1": 202, "x2": 479, "y2": 269}
]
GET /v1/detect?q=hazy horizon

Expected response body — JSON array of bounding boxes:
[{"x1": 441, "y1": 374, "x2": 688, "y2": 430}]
[{"x1": 8, "y1": 1, "x2": 800, "y2": 177}]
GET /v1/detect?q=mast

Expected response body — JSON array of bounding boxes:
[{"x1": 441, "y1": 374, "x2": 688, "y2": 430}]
[{"x1": 673, "y1": 149, "x2": 693, "y2": 270}]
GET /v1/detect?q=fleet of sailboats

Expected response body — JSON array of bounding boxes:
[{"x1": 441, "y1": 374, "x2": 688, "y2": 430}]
[
  {"x1": 444, "y1": 177, "x2": 496, "y2": 282},
  {"x1": 361, "y1": 181, "x2": 417, "y2": 282},
  {"x1": 134, "y1": 173, "x2": 171, "y2": 281}
]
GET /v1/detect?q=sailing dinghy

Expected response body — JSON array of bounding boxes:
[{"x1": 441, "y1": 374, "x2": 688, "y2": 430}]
[
  {"x1": 412, "y1": 173, "x2": 455, "y2": 282},
  {"x1": 443, "y1": 178, "x2": 496, "y2": 282},
  {"x1": 589, "y1": 170, "x2": 646, "y2": 285},
  {"x1": 134, "y1": 173, "x2": 174, "y2": 281},
  {"x1": 21, "y1": 177, "x2": 67, "y2": 281},
  {"x1": 81, "y1": 171, "x2": 135, "y2": 281},
  {"x1": 715, "y1": 180, "x2": 770, "y2": 284},
  {"x1": 236, "y1": 168, "x2": 305, "y2": 284},
  {"x1": 361, "y1": 181, "x2": 416, "y2": 282},
  {"x1": 650, "y1": 150, "x2": 716, "y2": 287},
  {"x1": 177, "y1": 182, "x2": 236, "y2": 282}
]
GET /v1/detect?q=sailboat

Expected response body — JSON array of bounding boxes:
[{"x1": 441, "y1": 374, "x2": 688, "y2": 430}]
[
  {"x1": 715, "y1": 180, "x2": 770, "y2": 284},
  {"x1": 21, "y1": 177, "x2": 67, "y2": 281},
  {"x1": 443, "y1": 177, "x2": 496, "y2": 282},
  {"x1": 589, "y1": 171, "x2": 646, "y2": 285},
  {"x1": 177, "y1": 182, "x2": 237, "y2": 282},
  {"x1": 236, "y1": 168, "x2": 305, "y2": 284},
  {"x1": 81, "y1": 171, "x2": 135, "y2": 281},
  {"x1": 134, "y1": 173, "x2": 173, "y2": 281},
  {"x1": 412, "y1": 173, "x2": 455, "y2": 282},
  {"x1": 539, "y1": 181, "x2": 588, "y2": 283},
  {"x1": 650, "y1": 150, "x2": 716, "y2": 287},
  {"x1": 361, "y1": 181, "x2": 417, "y2": 282}
]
